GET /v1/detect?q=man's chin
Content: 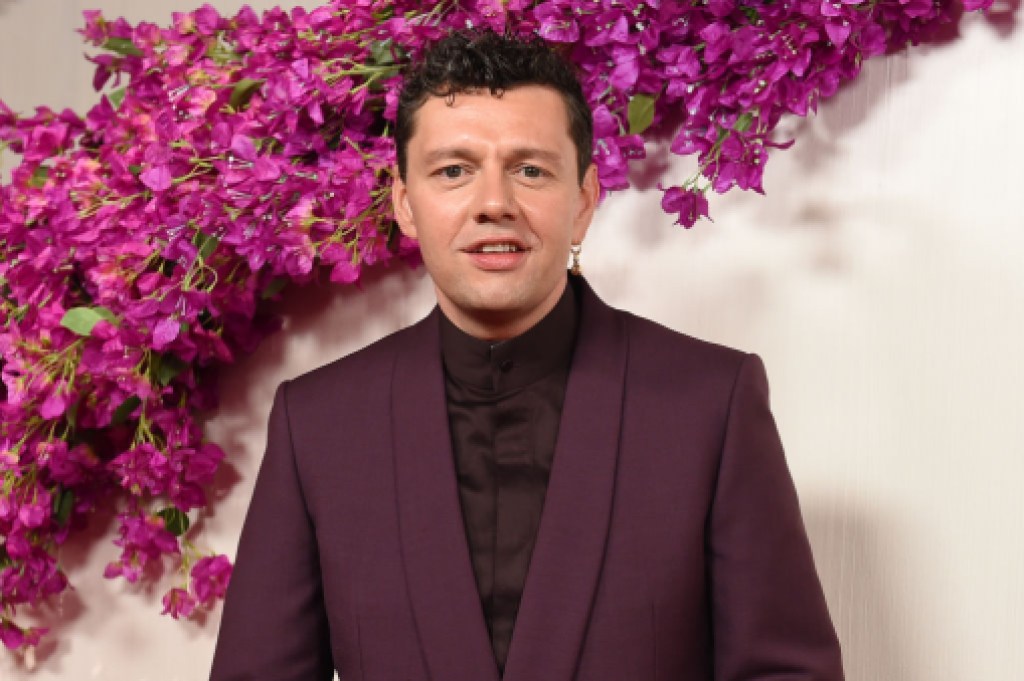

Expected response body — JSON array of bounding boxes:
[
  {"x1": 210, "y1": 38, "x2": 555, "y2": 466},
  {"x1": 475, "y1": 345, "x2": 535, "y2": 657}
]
[
  {"x1": 441, "y1": 290, "x2": 532, "y2": 329},
  {"x1": 434, "y1": 272, "x2": 564, "y2": 332},
  {"x1": 464, "y1": 296, "x2": 527, "y2": 319}
]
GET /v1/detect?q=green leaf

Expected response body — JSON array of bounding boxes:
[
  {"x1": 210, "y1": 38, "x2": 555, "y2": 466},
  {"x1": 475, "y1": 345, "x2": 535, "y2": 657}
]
[
  {"x1": 154, "y1": 353, "x2": 187, "y2": 386},
  {"x1": 627, "y1": 93, "x2": 657, "y2": 135},
  {"x1": 740, "y1": 6, "x2": 761, "y2": 23},
  {"x1": 128, "y1": 164, "x2": 143, "y2": 176},
  {"x1": 102, "y1": 37, "x2": 143, "y2": 57},
  {"x1": 229, "y1": 78, "x2": 264, "y2": 110},
  {"x1": 158, "y1": 507, "x2": 190, "y2": 536},
  {"x1": 734, "y1": 112, "x2": 754, "y2": 133},
  {"x1": 370, "y1": 38, "x2": 395, "y2": 66},
  {"x1": 28, "y1": 166, "x2": 50, "y2": 188},
  {"x1": 260, "y1": 277, "x2": 288, "y2": 300},
  {"x1": 66, "y1": 398, "x2": 80, "y2": 429},
  {"x1": 60, "y1": 306, "x2": 117, "y2": 336},
  {"x1": 196, "y1": 233, "x2": 220, "y2": 261},
  {"x1": 53, "y1": 488, "x2": 75, "y2": 526},
  {"x1": 111, "y1": 395, "x2": 141, "y2": 425},
  {"x1": 107, "y1": 87, "x2": 127, "y2": 109}
]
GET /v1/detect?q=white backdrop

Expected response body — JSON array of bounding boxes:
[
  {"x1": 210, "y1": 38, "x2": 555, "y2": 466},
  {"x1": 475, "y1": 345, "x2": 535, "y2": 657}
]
[{"x1": 1, "y1": 1, "x2": 1022, "y2": 679}]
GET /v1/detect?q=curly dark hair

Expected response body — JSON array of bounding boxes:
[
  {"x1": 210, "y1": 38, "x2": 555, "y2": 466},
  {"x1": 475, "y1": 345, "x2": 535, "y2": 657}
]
[{"x1": 394, "y1": 28, "x2": 593, "y2": 186}]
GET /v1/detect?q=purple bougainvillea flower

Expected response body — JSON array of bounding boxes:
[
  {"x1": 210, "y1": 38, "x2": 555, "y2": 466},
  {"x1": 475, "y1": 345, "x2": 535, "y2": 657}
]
[
  {"x1": 17, "y1": 489, "x2": 52, "y2": 529},
  {"x1": 140, "y1": 165, "x2": 173, "y2": 191},
  {"x1": 193, "y1": 5, "x2": 222, "y2": 35},
  {"x1": 104, "y1": 511, "x2": 181, "y2": 584},
  {"x1": 0, "y1": 621, "x2": 26, "y2": 650},
  {"x1": 708, "y1": 0, "x2": 736, "y2": 18},
  {"x1": 609, "y1": 45, "x2": 640, "y2": 91},
  {"x1": 824, "y1": 20, "x2": 853, "y2": 47},
  {"x1": 152, "y1": 317, "x2": 181, "y2": 349},
  {"x1": 330, "y1": 259, "x2": 362, "y2": 284},
  {"x1": 190, "y1": 554, "x2": 233, "y2": 607},
  {"x1": 535, "y1": 3, "x2": 580, "y2": 43},
  {"x1": 660, "y1": 185, "x2": 710, "y2": 229},
  {"x1": 182, "y1": 443, "x2": 225, "y2": 485},
  {"x1": 109, "y1": 443, "x2": 172, "y2": 496},
  {"x1": 230, "y1": 134, "x2": 257, "y2": 162},
  {"x1": 3, "y1": 531, "x2": 32, "y2": 561},
  {"x1": 252, "y1": 157, "x2": 281, "y2": 182},
  {"x1": 699, "y1": 22, "x2": 732, "y2": 63},
  {"x1": 45, "y1": 441, "x2": 100, "y2": 486},
  {"x1": 657, "y1": 44, "x2": 701, "y2": 80},
  {"x1": 169, "y1": 479, "x2": 206, "y2": 511},
  {"x1": 161, "y1": 587, "x2": 196, "y2": 620},
  {"x1": 39, "y1": 390, "x2": 70, "y2": 420}
]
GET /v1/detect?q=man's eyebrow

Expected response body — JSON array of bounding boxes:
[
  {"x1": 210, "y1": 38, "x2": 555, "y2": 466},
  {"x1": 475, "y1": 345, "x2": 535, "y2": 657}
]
[
  {"x1": 420, "y1": 146, "x2": 473, "y2": 166},
  {"x1": 420, "y1": 146, "x2": 564, "y2": 166},
  {"x1": 510, "y1": 147, "x2": 563, "y2": 165}
]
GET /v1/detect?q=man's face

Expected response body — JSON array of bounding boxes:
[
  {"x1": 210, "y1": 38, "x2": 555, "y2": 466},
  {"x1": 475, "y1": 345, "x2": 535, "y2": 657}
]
[{"x1": 391, "y1": 84, "x2": 600, "y2": 340}]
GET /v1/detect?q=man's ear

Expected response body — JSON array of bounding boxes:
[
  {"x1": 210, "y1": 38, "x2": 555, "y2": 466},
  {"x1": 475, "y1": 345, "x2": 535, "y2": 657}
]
[
  {"x1": 390, "y1": 168, "x2": 418, "y2": 239},
  {"x1": 572, "y1": 162, "x2": 600, "y2": 244}
]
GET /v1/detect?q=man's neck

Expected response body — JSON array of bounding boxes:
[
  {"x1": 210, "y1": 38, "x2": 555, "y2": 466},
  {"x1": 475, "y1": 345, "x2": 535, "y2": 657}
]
[{"x1": 436, "y1": 277, "x2": 569, "y2": 342}]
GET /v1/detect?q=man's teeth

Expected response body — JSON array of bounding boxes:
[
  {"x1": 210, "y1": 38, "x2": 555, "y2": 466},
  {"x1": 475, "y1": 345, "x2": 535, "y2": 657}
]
[{"x1": 478, "y1": 244, "x2": 521, "y2": 253}]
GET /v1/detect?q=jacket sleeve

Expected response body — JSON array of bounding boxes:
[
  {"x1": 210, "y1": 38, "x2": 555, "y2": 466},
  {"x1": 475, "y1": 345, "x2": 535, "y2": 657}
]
[
  {"x1": 708, "y1": 353, "x2": 844, "y2": 681},
  {"x1": 210, "y1": 381, "x2": 335, "y2": 681}
]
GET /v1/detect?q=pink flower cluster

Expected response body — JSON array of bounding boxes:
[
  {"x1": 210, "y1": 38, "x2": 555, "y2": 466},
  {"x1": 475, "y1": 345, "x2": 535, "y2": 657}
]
[
  {"x1": 161, "y1": 554, "x2": 233, "y2": 620},
  {"x1": 528, "y1": 0, "x2": 991, "y2": 225},
  {"x1": 0, "y1": 0, "x2": 993, "y2": 654}
]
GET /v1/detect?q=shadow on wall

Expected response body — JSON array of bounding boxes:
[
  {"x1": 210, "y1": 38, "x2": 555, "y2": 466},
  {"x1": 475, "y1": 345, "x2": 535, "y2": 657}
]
[
  {"x1": 986, "y1": 0, "x2": 1022, "y2": 36},
  {"x1": 803, "y1": 498, "x2": 904, "y2": 681},
  {"x1": 9, "y1": 503, "x2": 121, "y2": 673}
]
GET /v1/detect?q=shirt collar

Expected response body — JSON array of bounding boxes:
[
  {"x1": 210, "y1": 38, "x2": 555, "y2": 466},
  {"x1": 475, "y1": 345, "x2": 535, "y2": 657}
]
[{"x1": 439, "y1": 276, "x2": 579, "y2": 395}]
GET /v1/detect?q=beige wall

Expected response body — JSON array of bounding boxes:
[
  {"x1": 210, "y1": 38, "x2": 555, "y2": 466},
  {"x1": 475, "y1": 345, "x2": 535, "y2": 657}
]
[{"x1": 2, "y1": 1, "x2": 1022, "y2": 679}]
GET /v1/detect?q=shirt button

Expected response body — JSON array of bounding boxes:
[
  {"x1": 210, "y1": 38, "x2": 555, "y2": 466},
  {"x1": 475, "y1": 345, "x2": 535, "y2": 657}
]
[{"x1": 498, "y1": 359, "x2": 514, "y2": 372}]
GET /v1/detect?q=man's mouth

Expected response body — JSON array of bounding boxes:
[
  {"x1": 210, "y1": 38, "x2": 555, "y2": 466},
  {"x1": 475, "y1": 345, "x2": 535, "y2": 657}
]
[
  {"x1": 473, "y1": 243, "x2": 525, "y2": 253},
  {"x1": 465, "y1": 241, "x2": 528, "y2": 254},
  {"x1": 463, "y1": 240, "x2": 530, "y2": 271}
]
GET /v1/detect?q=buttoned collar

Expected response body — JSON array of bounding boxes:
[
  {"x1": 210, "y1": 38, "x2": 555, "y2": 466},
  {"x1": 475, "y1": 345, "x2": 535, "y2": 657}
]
[{"x1": 439, "y1": 275, "x2": 579, "y2": 396}]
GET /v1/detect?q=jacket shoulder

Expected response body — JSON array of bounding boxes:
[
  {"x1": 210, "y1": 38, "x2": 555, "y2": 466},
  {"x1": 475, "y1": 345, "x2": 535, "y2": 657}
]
[
  {"x1": 619, "y1": 309, "x2": 751, "y2": 381},
  {"x1": 283, "y1": 313, "x2": 428, "y2": 403}
]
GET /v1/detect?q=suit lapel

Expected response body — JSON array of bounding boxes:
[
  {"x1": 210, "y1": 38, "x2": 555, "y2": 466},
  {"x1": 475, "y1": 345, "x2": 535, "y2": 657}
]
[
  {"x1": 392, "y1": 309, "x2": 501, "y2": 681},
  {"x1": 392, "y1": 278, "x2": 629, "y2": 681},
  {"x1": 503, "y1": 278, "x2": 629, "y2": 681}
]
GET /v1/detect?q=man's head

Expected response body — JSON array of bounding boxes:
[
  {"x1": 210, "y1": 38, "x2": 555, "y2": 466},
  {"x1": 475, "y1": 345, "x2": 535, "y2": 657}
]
[
  {"x1": 391, "y1": 29, "x2": 601, "y2": 340},
  {"x1": 394, "y1": 29, "x2": 594, "y2": 188}
]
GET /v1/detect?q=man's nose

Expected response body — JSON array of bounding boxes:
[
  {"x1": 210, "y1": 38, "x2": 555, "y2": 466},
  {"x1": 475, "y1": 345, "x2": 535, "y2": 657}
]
[{"x1": 473, "y1": 166, "x2": 516, "y2": 224}]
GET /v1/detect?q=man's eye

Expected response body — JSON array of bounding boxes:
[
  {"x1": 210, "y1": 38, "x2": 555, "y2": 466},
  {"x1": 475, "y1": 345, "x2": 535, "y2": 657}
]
[
  {"x1": 438, "y1": 165, "x2": 464, "y2": 179},
  {"x1": 520, "y1": 165, "x2": 545, "y2": 179}
]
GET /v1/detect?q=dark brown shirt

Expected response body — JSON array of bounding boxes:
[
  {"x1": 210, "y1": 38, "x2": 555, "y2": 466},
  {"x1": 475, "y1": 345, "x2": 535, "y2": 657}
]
[{"x1": 439, "y1": 279, "x2": 579, "y2": 676}]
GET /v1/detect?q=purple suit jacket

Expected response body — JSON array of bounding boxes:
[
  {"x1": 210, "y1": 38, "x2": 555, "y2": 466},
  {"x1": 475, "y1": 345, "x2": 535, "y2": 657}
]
[{"x1": 210, "y1": 277, "x2": 844, "y2": 681}]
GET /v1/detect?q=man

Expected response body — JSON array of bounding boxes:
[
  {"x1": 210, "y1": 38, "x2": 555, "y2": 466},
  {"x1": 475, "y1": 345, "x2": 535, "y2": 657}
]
[{"x1": 211, "y1": 29, "x2": 844, "y2": 681}]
